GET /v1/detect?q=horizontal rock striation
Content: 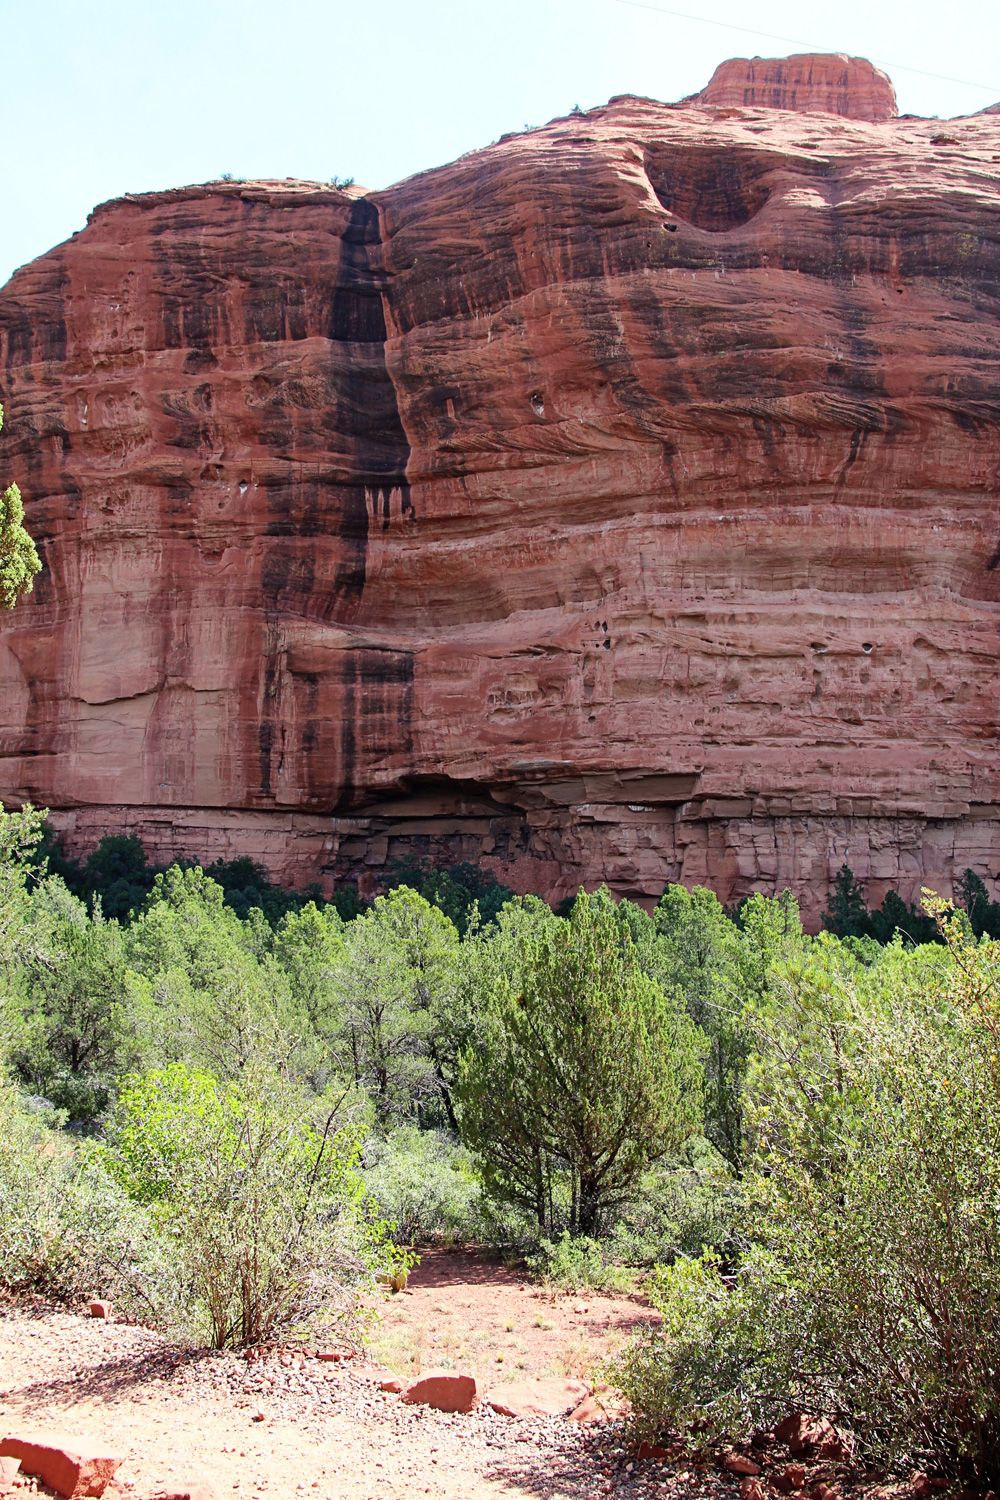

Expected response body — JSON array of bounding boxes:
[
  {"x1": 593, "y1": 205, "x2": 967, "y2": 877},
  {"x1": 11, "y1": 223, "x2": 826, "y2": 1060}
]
[
  {"x1": 1, "y1": 60, "x2": 999, "y2": 924},
  {"x1": 694, "y1": 54, "x2": 898, "y2": 122}
]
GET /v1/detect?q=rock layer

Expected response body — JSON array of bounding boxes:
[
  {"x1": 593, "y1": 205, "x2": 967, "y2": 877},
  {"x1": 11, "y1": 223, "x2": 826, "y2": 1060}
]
[
  {"x1": 1, "y1": 61, "x2": 999, "y2": 924},
  {"x1": 695, "y1": 54, "x2": 897, "y2": 121}
]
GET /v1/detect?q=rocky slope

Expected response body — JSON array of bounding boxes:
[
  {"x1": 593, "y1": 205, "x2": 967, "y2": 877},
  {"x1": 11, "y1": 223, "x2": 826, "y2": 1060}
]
[{"x1": 1, "y1": 56, "x2": 999, "y2": 923}]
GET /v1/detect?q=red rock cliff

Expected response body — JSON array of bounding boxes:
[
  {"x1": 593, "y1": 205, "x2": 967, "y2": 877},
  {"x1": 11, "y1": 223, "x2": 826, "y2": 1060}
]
[
  {"x1": 695, "y1": 54, "x2": 897, "y2": 122},
  {"x1": 1, "y1": 59, "x2": 998, "y2": 924}
]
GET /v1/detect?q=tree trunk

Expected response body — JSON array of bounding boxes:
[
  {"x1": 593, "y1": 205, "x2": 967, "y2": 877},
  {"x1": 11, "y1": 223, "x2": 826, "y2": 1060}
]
[
  {"x1": 533, "y1": 1147, "x2": 546, "y2": 1233},
  {"x1": 578, "y1": 1175, "x2": 601, "y2": 1237}
]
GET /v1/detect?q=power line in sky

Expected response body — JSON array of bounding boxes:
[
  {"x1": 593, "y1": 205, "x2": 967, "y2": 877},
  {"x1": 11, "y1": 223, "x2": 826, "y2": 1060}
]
[{"x1": 610, "y1": 0, "x2": 1000, "y2": 96}]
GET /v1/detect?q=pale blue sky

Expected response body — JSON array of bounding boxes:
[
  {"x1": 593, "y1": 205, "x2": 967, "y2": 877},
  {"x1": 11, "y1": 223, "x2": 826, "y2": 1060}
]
[{"x1": 2, "y1": 0, "x2": 998, "y2": 288}]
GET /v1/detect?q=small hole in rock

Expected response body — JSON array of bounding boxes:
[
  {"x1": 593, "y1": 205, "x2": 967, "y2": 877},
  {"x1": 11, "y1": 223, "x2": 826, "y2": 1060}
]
[
  {"x1": 810, "y1": 642, "x2": 828, "y2": 654},
  {"x1": 862, "y1": 642, "x2": 874, "y2": 654}
]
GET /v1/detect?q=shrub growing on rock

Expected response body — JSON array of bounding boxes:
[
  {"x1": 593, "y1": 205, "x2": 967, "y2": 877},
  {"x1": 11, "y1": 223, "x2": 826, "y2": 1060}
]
[{"x1": 0, "y1": 402, "x2": 41, "y2": 612}]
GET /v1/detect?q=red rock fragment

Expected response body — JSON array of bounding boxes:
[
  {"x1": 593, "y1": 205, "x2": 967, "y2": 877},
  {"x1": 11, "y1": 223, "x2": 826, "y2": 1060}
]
[
  {"x1": 570, "y1": 1393, "x2": 614, "y2": 1424},
  {"x1": 401, "y1": 1370, "x2": 478, "y2": 1413},
  {"x1": 725, "y1": 1453, "x2": 762, "y2": 1476},
  {"x1": 812, "y1": 1484, "x2": 842, "y2": 1500},
  {"x1": 0, "y1": 1433, "x2": 122, "y2": 1498},
  {"x1": 638, "y1": 1442, "x2": 672, "y2": 1460},
  {"x1": 315, "y1": 1351, "x2": 343, "y2": 1362},
  {"x1": 740, "y1": 1479, "x2": 768, "y2": 1500},
  {"x1": 487, "y1": 1377, "x2": 589, "y2": 1419},
  {"x1": 774, "y1": 1415, "x2": 847, "y2": 1459},
  {"x1": 773, "y1": 1463, "x2": 808, "y2": 1493},
  {"x1": 89, "y1": 1301, "x2": 111, "y2": 1320}
]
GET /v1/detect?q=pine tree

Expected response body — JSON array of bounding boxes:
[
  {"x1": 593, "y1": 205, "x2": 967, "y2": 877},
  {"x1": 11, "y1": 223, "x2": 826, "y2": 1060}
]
[{"x1": 822, "y1": 864, "x2": 869, "y2": 938}]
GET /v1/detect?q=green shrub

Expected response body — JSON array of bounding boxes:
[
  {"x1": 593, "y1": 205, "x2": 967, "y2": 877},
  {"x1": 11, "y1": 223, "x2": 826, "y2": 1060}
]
[
  {"x1": 387, "y1": 859, "x2": 514, "y2": 938},
  {"x1": 823, "y1": 864, "x2": 940, "y2": 945},
  {"x1": 331, "y1": 887, "x2": 459, "y2": 1130},
  {"x1": 527, "y1": 1231, "x2": 633, "y2": 1294},
  {"x1": 106, "y1": 1062, "x2": 390, "y2": 1348},
  {"x1": 956, "y1": 868, "x2": 1000, "y2": 939},
  {"x1": 606, "y1": 1137, "x2": 744, "y2": 1268},
  {"x1": 457, "y1": 889, "x2": 704, "y2": 1237},
  {"x1": 0, "y1": 1081, "x2": 178, "y2": 1317},
  {"x1": 0, "y1": 801, "x2": 45, "y2": 968},
  {"x1": 11, "y1": 878, "x2": 135, "y2": 1123},
  {"x1": 615, "y1": 914, "x2": 1000, "y2": 1483},
  {"x1": 362, "y1": 1126, "x2": 481, "y2": 1244}
]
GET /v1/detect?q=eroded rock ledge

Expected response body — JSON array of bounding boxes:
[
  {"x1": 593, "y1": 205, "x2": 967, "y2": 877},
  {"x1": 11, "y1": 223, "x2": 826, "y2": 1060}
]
[{"x1": 1, "y1": 57, "x2": 998, "y2": 925}]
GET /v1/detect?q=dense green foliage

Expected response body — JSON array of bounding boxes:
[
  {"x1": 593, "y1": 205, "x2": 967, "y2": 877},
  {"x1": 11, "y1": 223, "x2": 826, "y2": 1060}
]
[
  {"x1": 7, "y1": 800, "x2": 1000, "y2": 1477},
  {"x1": 614, "y1": 910, "x2": 1000, "y2": 1484},
  {"x1": 106, "y1": 1062, "x2": 385, "y2": 1347},
  {"x1": 456, "y1": 889, "x2": 703, "y2": 1235},
  {"x1": 823, "y1": 862, "x2": 941, "y2": 944},
  {"x1": 36, "y1": 829, "x2": 354, "y2": 927},
  {"x1": 0, "y1": 403, "x2": 42, "y2": 612},
  {"x1": 389, "y1": 858, "x2": 515, "y2": 937}
]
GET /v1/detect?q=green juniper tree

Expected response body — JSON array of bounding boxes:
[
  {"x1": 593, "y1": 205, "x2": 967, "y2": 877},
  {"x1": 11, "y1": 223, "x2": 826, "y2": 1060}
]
[
  {"x1": 12, "y1": 879, "x2": 134, "y2": 1121},
  {"x1": 457, "y1": 887, "x2": 704, "y2": 1237}
]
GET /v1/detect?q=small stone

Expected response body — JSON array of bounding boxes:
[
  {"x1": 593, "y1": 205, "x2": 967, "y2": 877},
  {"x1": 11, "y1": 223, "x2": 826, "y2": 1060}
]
[
  {"x1": 569, "y1": 1394, "x2": 612, "y2": 1425},
  {"x1": 725, "y1": 1454, "x2": 762, "y2": 1476},
  {"x1": 89, "y1": 1301, "x2": 112, "y2": 1320},
  {"x1": 774, "y1": 1415, "x2": 846, "y2": 1460}
]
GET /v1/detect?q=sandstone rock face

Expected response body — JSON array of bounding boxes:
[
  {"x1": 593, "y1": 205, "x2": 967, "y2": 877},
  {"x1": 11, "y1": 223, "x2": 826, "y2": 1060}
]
[
  {"x1": 1, "y1": 61, "x2": 999, "y2": 925},
  {"x1": 695, "y1": 54, "x2": 897, "y2": 121}
]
